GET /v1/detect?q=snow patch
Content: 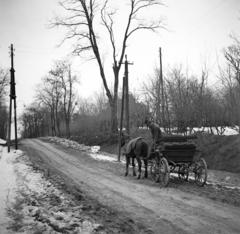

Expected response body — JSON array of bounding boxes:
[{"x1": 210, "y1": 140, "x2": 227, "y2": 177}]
[
  {"x1": 49, "y1": 137, "x2": 91, "y2": 151},
  {"x1": 139, "y1": 126, "x2": 239, "y2": 135},
  {"x1": 2, "y1": 146, "x2": 105, "y2": 233},
  {"x1": 89, "y1": 153, "x2": 117, "y2": 162},
  {"x1": 48, "y1": 137, "x2": 121, "y2": 162},
  {"x1": 0, "y1": 146, "x2": 18, "y2": 233},
  {"x1": 192, "y1": 127, "x2": 239, "y2": 136},
  {"x1": 0, "y1": 138, "x2": 6, "y2": 144},
  {"x1": 91, "y1": 145, "x2": 100, "y2": 153}
]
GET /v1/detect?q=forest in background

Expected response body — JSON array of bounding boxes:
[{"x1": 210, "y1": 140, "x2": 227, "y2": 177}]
[
  {"x1": 1, "y1": 35, "x2": 239, "y2": 144},
  {"x1": 1, "y1": 35, "x2": 240, "y2": 144}
]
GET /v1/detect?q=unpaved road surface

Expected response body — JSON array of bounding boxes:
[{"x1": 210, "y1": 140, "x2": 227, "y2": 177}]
[{"x1": 21, "y1": 139, "x2": 240, "y2": 234}]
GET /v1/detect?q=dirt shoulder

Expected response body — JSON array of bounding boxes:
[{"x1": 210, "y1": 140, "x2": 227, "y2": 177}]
[{"x1": 20, "y1": 138, "x2": 240, "y2": 234}]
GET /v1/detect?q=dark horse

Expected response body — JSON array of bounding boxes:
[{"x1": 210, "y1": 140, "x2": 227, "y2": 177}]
[{"x1": 121, "y1": 135, "x2": 149, "y2": 179}]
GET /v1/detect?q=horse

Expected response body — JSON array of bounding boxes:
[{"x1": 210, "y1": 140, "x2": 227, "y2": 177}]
[{"x1": 121, "y1": 135, "x2": 149, "y2": 179}]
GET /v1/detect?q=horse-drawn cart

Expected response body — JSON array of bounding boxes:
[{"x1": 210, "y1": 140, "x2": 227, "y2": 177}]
[{"x1": 149, "y1": 135, "x2": 208, "y2": 187}]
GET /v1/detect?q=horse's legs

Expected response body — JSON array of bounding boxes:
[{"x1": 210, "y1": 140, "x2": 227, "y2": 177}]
[
  {"x1": 136, "y1": 157, "x2": 142, "y2": 179},
  {"x1": 144, "y1": 159, "x2": 148, "y2": 178},
  {"x1": 132, "y1": 157, "x2": 136, "y2": 176},
  {"x1": 125, "y1": 155, "x2": 130, "y2": 176}
]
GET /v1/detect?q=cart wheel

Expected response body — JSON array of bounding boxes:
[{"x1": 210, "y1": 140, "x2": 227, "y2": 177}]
[
  {"x1": 178, "y1": 165, "x2": 189, "y2": 181},
  {"x1": 159, "y1": 157, "x2": 170, "y2": 187},
  {"x1": 194, "y1": 158, "x2": 207, "y2": 186},
  {"x1": 150, "y1": 159, "x2": 160, "y2": 182}
]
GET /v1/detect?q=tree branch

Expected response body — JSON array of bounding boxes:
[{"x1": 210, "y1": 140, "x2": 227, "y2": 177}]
[{"x1": 101, "y1": 0, "x2": 117, "y2": 65}]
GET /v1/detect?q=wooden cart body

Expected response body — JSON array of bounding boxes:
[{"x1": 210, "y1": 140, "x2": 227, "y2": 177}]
[{"x1": 149, "y1": 135, "x2": 207, "y2": 187}]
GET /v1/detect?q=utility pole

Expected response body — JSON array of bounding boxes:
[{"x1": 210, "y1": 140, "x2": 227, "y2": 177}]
[
  {"x1": 159, "y1": 47, "x2": 165, "y2": 129},
  {"x1": 7, "y1": 44, "x2": 18, "y2": 152},
  {"x1": 118, "y1": 75, "x2": 126, "y2": 162},
  {"x1": 124, "y1": 55, "x2": 133, "y2": 137},
  {"x1": 118, "y1": 55, "x2": 133, "y2": 162}
]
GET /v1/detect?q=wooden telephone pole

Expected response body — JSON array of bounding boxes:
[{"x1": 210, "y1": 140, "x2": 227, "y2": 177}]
[
  {"x1": 159, "y1": 47, "x2": 165, "y2": 128},
  {"x1": 124, "y1": 55, "x2": 133, "y2": 136},
  {"x1": 7, "y1": 44, "x2": 18, "y2": 152},
  {"x1": 118, "y1": 74, "x2": 126, "y2": 162},
  {"x1": 117, "y1": 55, "x2": 133, "y2": 161}
]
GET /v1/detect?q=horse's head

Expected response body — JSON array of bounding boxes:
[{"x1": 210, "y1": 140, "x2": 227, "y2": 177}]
[
  {"x1": 120, "y1": 132, "x2": 130, "y2": 147},
  {"x1": 145, "y1": 117, "x2": 152, "y2": 127}
]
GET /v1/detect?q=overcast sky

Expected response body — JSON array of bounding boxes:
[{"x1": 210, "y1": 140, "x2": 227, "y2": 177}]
[{"x1": 0, "y1": 0, "x2": 240, "y2": 113}]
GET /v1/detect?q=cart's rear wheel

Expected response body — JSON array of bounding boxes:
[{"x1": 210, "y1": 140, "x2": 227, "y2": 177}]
[
  {"x1": 178, "y1": 164, "x2": 189, "y2": 181},
  {"x1": 159, "y1": 157, "x2": 170, "y2": 187},
  {"x1": 194, "y1": 158, "x2": 207, "y2": 186}
]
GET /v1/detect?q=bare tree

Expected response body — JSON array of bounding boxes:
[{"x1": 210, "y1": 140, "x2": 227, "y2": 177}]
[
  {"x1": 54, "y1": 0, "x2": 164, "y2": 134},
  {"x1": 0, "y1": 68, "x2": 9, "y2": 139},
  {"x1": 94, "y1": 86, "x2": 108, "y2": 115},
  {"x1": 142, "y1": 70, "x2": 161, "y2": 122},
  {"x1": 142, "y1": 67, "x2": 169, "y2": 128},
  {"x1": 143, "y1": 65, "x2": 218, "y2": 134},
  {"x1": 224, "y1": 35, "x2": 240, "y2": 85},
  {"x1": 50, "y1": 60, "x2": 78, "y2": 138},
  {"x1": 36, "y1": 74, "x2": 62, "y2": 136},
  {"x1": 0, "y1": 68, "x2": 9, "y2": 100},
  {"x1": 221, "y1": 35, "x2": 240, "y2": 131},
  {"x1": 48, "y1": 75, "x2": 62, "y2": 136},
  {"x1": 21, "y1": 104, "x2": 47, "y2": 138}
]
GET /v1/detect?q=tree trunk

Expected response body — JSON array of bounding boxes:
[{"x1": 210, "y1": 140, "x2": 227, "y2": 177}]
[
  {"x1": 65, "y1": 117, "x2": 70, "y2": 138},
  {"x1": 111, "y1": 67, "x2": 120, "y2": 135},
  {"x1": 55, "y1": 105, "x2": 61, "y2": 137},
  {"x1": 50, "y1": 109, "x2": 56, "y2": 136},
  {"x1": 110, "y1": 100, "x2": 118, "y2": 134},
  {"x1": 56, "y1": 117, "x2": 61, "y2": 136}
]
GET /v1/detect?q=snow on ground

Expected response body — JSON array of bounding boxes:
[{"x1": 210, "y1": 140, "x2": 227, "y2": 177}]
[
  {"x1": 191, "y1": 127, "x2": 239, "y2": 135},
  {"x1": 218, "y1": 127, "x2": 239, "y2": 135},
  {"x1": 91, "y1": 145, "x2": 101, "y2": 153},
  {"x1": 0, "y1": 138, "x2": 6, "y2": 144},
  {"x1": 49, "y1": 137, "x2": 91, "y2": 152},
  {"x1": 89, "y1": 153, "x2": 117, "y2": 162},
  {"x1": 0, "y1": 146, "x2": 18, "y2": 233},
  {"x1": 139, "y1": 126, "x2": 239, "y2": 135},
  {"x1": 0, "y1": 145, "x2": 104, "y2": 233},
  {"x1": 48, "y1": 137, "x2": 122, "y2": 162}
]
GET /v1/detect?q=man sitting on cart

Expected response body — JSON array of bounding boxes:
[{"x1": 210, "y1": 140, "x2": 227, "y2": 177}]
[
  {"x1": 145, "y1": 118, "x2": 162, "y2": 145},
  {"x1": 145, "y1": 119, "x2": 163, "y2": 160}
]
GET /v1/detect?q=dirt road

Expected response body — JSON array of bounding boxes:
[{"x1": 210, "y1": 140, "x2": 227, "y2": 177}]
[{"x1": 21, "y1": 138, "x2": 240, "y2": 234}]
